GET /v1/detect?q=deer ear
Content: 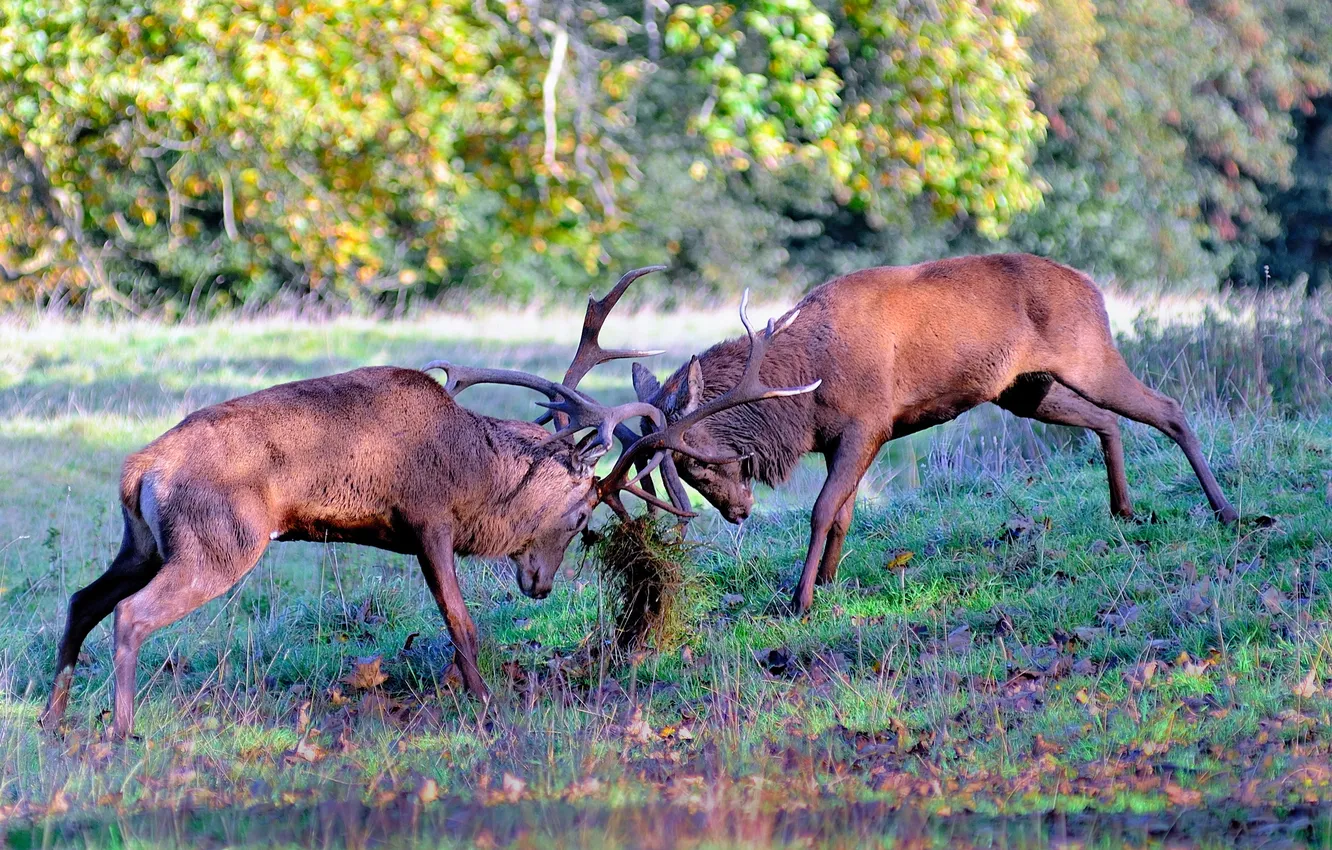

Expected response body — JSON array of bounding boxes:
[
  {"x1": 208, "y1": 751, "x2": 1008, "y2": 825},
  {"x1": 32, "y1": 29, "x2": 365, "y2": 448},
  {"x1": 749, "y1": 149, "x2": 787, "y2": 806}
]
[
  {"x1": 631, "y1": 362, "x2": 661, "y2": 402},
  {"x1": 672, "y1": 357, "x2": 704, "y2": 415}
]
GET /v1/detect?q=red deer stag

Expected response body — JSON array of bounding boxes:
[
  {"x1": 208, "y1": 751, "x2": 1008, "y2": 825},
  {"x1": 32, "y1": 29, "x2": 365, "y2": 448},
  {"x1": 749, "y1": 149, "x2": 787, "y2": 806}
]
[
  {"x1": 42, "y1": 268, "x2": 818, "y2": 739},
  {"x1": 631, "y1": 253, "x2": 1239, "y2": 614}
]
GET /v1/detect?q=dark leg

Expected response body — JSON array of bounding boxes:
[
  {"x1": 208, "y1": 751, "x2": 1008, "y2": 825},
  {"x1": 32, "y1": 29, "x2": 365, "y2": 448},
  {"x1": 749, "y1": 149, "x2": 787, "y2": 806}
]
[
  {"x1": 793, "y1": 429, "x2": 881, "y2": 614},
  {"x1": 1055, "y1": 354, "x2": 1237, "y2": 523},
  {"x1": 41, "y1": 509, "x2": 161, "y2": 733},
  {"x1": 995, "y1": 379, "x2": 1134, "y2": 519},
  {"x1": 416, "y1": 524, "x2": 489, "y2": 699}
]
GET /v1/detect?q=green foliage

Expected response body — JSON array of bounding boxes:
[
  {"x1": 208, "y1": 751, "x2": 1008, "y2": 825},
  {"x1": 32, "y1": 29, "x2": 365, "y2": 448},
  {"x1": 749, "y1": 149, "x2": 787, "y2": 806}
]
[
  {"x1": 0, "y1": 1, "x2": 650, "y2": 309},
  {"x1": 1246, "y1": 95, "x2": 1332, "y2": 290},
  {"x1": 1008, "y1": 0, "x2": 1332, "y2": 285},
  {"x1": 0, "y1": 0, "x2": 1051, "y2": 311}
]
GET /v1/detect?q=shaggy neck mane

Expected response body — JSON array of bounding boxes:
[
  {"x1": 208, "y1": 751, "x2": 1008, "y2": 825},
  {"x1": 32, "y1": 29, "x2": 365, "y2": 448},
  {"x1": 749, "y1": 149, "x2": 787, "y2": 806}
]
[
  {"x1": 450, "y1": 416, "x2": 578, "y2": 557},
  {"x1": 690, "y1": 328, "x2": 820, "y2": 487}
]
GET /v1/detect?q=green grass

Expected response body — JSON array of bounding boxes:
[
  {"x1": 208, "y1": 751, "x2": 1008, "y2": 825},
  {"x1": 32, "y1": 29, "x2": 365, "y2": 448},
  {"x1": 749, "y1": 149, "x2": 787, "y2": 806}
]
[{"x1": 2, "y1": 310, "x2": 1332, "y2": 847}]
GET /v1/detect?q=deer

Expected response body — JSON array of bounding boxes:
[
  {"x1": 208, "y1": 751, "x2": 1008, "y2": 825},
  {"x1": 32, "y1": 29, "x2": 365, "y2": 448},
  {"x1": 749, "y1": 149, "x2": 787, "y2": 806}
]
[
  {"x1": 40, "y1": 267, "x2": 819, "y2": 740},
  {"x1": 630, "y1": 253, "x2": 1240, "y2": 614}
]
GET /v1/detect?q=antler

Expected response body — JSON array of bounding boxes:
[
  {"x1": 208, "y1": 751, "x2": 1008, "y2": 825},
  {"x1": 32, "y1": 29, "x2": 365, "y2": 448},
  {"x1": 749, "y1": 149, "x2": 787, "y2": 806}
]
[
  {"x1": 420, "y1": 362, "x2": 569, "y2": 401},
  {"x1": 562, "y1": 265, "x2": 667, "y2": 389},
  {"x1": 423, "y1": 265, "x2": 672, "y2": 461},
  {"x1": 424, "y1": 265, "x2": 664, "y2": 405},
  {"x1": 596, "y1": 290, "x2": 820, "y2": 517}
]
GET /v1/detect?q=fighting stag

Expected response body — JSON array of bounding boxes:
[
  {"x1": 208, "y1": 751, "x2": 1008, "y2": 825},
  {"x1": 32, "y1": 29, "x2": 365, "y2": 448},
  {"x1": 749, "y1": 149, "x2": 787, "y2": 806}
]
[
  {"x1": 41, "y1": 267, "x2": 815, "y2": 739},
  {"x1": 631, "y1": 253, "x2": 1239, "y2": 614}
]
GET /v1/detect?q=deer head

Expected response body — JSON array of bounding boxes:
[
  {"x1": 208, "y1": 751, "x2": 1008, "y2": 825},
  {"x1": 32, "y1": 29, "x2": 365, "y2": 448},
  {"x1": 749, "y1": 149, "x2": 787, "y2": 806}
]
[{"x1": 428, "y1": 285, "x2": 818, "y2": 589}]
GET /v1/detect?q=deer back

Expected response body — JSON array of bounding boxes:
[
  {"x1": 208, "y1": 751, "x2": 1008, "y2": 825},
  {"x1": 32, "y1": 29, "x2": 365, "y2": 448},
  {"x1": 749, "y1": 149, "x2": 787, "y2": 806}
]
[{"x1": 120, "y1": 366, "x2": 588, "y2": 558}]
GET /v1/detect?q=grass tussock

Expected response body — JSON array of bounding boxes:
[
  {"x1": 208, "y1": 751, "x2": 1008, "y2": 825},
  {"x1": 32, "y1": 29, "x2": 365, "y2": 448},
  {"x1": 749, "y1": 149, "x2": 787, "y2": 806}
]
[{"x1": 587, "y1": 515, "x2": 693, "y2": 653}]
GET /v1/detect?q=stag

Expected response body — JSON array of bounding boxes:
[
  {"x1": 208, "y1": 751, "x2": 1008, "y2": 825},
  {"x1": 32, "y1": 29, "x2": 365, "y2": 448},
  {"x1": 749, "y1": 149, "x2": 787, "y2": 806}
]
[
  {"x1": 41, "y1": 268, "x2": 816, "y2": 739},
  {"x1": 631, "y1": 253, "x2": 1239, "y2": 614}
]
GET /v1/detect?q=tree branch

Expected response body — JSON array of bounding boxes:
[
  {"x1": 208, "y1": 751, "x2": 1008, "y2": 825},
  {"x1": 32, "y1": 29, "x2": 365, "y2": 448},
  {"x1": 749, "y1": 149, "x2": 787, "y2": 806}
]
[
  {"x1": 541, "y1": 20, "x2": 569, "y2": 174},
  {"x1": 11, "y1": 142, "x2": 140, "y2": 314}
]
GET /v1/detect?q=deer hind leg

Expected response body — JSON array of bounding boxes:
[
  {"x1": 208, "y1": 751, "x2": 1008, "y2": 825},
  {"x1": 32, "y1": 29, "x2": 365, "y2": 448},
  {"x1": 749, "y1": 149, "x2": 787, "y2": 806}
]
[
  {"x1": 794, "y1": 428, "x2": 882, "y2": 614},
  {"x1": 1054, "y1": 354, "x2": 1238, "y2": 524},
  {"x1": 41, "y1": 509, "x2": 162, "y2": 733},
  {"x1": 816, "y1": 479, "x2": 856, "y2": 586},
  {"x1": 109, "y1": 491, "x2": 270, "y2": 740},
  {"x1": 995, "y1": 376, "x2": 1134, "y2": 519}
]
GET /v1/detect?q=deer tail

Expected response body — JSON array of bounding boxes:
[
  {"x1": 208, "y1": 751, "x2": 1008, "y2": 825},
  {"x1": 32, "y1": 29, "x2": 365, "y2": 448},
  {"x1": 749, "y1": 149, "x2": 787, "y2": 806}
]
[{"x1": 119, "y1": 452, "x2": 155, "y2": 515}]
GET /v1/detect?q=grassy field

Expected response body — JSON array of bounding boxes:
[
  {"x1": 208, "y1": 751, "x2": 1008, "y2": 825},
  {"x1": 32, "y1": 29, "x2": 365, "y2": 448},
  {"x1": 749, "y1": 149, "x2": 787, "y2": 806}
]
[{"x1": 2, "y1": 301, "x2": 1332, "y2": 848}]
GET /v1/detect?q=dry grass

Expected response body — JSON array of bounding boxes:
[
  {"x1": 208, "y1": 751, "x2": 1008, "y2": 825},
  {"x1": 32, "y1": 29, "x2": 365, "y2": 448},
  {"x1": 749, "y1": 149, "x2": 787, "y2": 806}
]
[{"x1": 587, "y1": 516, "x2": 694, "y2": 653}]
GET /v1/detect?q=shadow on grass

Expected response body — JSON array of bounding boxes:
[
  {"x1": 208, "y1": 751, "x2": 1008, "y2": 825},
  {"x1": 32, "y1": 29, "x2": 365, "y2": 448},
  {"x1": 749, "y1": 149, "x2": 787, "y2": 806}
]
[{"x1": 1, "y1": 340, "x2": 603, "y2": 423}]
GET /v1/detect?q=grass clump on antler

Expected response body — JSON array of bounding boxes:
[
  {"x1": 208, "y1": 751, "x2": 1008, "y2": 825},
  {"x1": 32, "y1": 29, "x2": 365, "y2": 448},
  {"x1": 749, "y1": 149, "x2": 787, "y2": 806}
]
[{"x1": 587, "y1": 514, "x2": 695, "y2": 654}]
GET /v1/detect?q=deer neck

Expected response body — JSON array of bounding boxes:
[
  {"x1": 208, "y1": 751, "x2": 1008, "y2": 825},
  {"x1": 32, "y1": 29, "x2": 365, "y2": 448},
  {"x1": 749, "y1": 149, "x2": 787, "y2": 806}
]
[
  {"x1": 693, "y1": 335, "x2": 818, "y2": 488},
  {"x1": 449, "y1": 418, "x2": 571, "y2": 558}
]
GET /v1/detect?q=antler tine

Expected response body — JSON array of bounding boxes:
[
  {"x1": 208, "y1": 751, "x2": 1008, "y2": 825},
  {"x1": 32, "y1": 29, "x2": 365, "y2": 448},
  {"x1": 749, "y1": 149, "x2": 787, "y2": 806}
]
[
  {"x1": 422, "y1": 360, "x2": 571, "y2": 401},
  {"x1": 560, "y1": 264, "x2": 668, "y2": 390},
  {"x1": 597, "y1": 290, "x2": 819, "y2": 514},
  {"x1": 537, "y1": 397, "x2": 666, "y2": 456}
]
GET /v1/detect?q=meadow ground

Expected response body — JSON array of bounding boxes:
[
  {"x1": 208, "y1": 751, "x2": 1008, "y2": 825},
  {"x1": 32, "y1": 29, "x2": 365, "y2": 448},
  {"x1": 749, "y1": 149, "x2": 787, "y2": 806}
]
[{"x1": 1, "y1": 294, "x2": 1332, "y2": 848}]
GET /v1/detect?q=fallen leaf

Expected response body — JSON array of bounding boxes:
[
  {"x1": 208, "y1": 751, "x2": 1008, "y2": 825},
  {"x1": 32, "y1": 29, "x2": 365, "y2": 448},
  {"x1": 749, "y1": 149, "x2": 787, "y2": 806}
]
[
  {"x1": 1073, "y1": 626, "x2": 1106, "y2": 643},
  {"x1": 343, "y1": 656, "x2": 388, "y2": 690},
  {"x1": 1183, "y1": 580, "x2": 1211, "y2": 616},
  {"x1": 1165, "y1": 783, "x2": 1203, "y2": 807},
  {"x1": 1293, "y1": 668, "x2": 1319, "y2": 699},
  {"x1": 1002, "y1": 516, "x2": 1040, "y2": 542},
  {"x1": 563, "y1": 777, "x2": 603, "y2": 802},
  {"x1": 1179, "y1": 657, "x2": 1212, "y2": 677},
  {"x1": 624, "y1": 708, "x2": 655, "y2": 744},
  {"x1": 1101, "y1": 603, "x2": 1141, "y2": 630},
  {"x1": 1032, "y1": 734, "x2": 1063, "y2": 756},
  {"x1": 1126, "y1": 660, "x2": 1160, "y2": 691},
  {"x1": 416, "y1": 777, "x2": 439, "y2": 804},
  {"x1": 1260, "y1": 585, "x2": 1286, "y2": 616},
  {"x1": 1072, "y1": 658, "x2": 1097, "y2": 676},
  {"x1": 283, "y1": 738, "x2": 326, "y2": 764},
  {"x1": 945, "y1": 624, "x2": 972, "y2": 653},
  {"x1": 884, "y1": 550, "x2": 914, "y2": 570},
  {"x1": 47, "y1": 789, "x2": 69, "y2": 816},
  {"x1": 1088, "y1": 539, "x2": 1110, "y2": 557},
  {"x1": 755, "y1": 647, "x2": 793, "y2": 676}
]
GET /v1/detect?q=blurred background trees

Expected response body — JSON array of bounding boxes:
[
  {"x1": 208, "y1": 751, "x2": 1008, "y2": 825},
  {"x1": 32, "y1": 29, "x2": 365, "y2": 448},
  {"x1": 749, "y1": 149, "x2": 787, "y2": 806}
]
[{"x1": 0, "y1": 0, "x2": 1328, "y2": 314}]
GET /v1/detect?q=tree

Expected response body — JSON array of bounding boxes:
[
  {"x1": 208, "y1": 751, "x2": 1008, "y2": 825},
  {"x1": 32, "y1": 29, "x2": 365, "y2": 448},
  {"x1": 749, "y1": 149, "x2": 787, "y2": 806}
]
[
  {"x1": 0, "y1": 0, "x2": 1048, "y2": 311},
  {"x1": 1005, "y1": 0, "x2": 1332, "y2": 287}
]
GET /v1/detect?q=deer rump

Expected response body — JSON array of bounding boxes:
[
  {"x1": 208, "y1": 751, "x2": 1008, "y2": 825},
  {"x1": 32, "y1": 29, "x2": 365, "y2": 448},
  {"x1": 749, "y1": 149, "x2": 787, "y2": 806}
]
[{"x1": 635, "y1": 253, "x2": 1239, "y2": 614}]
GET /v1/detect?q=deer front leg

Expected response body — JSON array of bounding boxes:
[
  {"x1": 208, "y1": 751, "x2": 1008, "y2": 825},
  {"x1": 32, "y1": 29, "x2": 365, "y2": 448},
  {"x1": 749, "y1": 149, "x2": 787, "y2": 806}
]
[
  {"x1": 416, "y1": 524, "x2": 489, "y2": 699},
  {"x1": 793, "y1": 430, "x2": 881, "y2": 614}
]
